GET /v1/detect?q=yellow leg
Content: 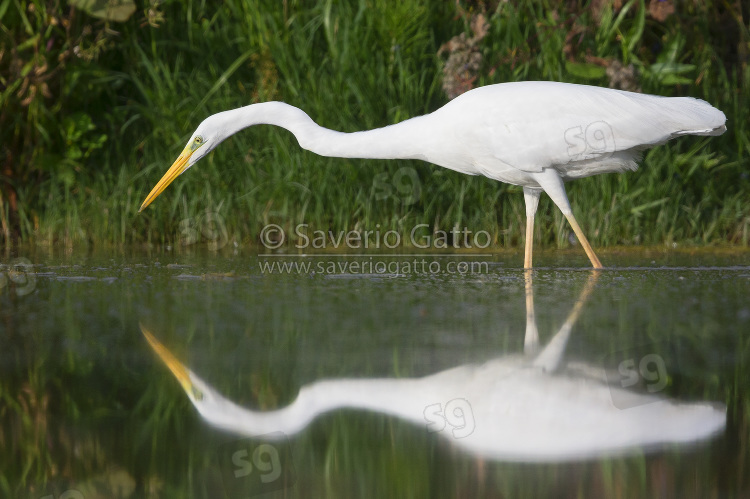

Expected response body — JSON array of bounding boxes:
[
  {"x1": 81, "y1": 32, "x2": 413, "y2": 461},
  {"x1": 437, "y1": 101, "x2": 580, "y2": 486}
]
[
  {"x1": 530, "y1": 170, "x2": 602, "y2": 270},
  {"x1": 523, "y1": 187, "x2": 541, "y2": 269},
  {"x1": 564, "y1": 214, "x2": 603, "y2": 269},
  {"x1": 524, "y1": 215, "x2": 534, "y2": 269},
  {"x1": 563, "y1": 270, "x2": 599, "y2": 325}
]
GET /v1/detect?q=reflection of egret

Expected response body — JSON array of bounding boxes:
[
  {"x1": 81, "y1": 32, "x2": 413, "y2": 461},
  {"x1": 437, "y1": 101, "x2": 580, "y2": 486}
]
[
  {"x1": 142, "y1": 273, "x2": 725, "y2": 461},
  {"x1": 139, "y1": 82, "x2": 726, "y2": 268}
]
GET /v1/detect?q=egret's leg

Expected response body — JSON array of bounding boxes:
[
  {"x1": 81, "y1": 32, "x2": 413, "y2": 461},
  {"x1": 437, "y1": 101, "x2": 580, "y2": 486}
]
[
  {"x1": 523, "y1": 187, "x2": 541, "y2": 269},
  {"x1": 565, "y1": 215, "x2": 603, "y2": 269},
  {"x1": 532, "y1": 169, "x2": 603, "y2": 269},
  {"x1": 532, "y1": 270, "x2": 599, "y2": 372},
  {"x1": 523, "y1": 269, "x2": 539, "y2": 355}
]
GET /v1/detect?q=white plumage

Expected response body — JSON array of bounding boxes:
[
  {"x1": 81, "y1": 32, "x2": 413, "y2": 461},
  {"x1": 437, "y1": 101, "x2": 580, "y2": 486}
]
[{"x1": 140, "y1": 81, "x2": 726, "y2": 268}]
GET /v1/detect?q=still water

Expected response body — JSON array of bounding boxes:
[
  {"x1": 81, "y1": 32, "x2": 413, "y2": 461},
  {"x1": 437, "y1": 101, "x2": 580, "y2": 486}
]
[{"x1": 2, "y1": 248, "x2": 749, "y2": 498}]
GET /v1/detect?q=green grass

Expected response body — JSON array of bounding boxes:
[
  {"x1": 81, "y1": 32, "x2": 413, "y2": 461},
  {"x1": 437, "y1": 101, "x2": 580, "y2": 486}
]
[{"x1": 1, "y1": 0, "x2": 748, "y2": 249}]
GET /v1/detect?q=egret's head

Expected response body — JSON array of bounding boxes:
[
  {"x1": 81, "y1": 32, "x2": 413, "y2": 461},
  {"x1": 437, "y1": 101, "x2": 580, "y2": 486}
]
[
  {"x1": 139, "y1": 121, "x2": 219, "y2": 212},
  {"x1": 140, "y1": 323, "x2": 221, "y2": 406},
  {"x1": 141, "y1": 324, "x2": 246, "y2": 426}
]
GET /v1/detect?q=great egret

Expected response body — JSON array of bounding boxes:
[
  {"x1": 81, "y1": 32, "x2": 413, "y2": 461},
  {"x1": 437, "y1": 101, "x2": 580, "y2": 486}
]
[
  {"x1": 139, "y1": 81, "x2": 726, "y2": 268},
  {"x1": 141, "y1": 273, "x2": 726, "y2": 460}
]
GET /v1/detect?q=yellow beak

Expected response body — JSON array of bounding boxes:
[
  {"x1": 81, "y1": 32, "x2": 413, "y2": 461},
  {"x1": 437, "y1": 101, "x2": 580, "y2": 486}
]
[
  {"x1": 140, "y1": 323, "x2": 192, "y2": 394},
  {"x1": 139, "y1": 148, "x2": 193, "y2": 212}
]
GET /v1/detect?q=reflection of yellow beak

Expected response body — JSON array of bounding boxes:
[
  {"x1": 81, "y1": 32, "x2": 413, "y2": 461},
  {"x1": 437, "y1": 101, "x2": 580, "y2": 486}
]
[
  {"x1": 140, "y1": 323, "x2": 192, "y2": 394},
  {"x1": 139, "y1": 148, "x2": 192, "y2": 212}
]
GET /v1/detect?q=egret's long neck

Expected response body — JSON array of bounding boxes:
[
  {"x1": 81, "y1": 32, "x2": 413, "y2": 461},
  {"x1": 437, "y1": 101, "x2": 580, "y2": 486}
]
[
  {"x1": 204, "y1": 377, "x2": 430, "y2": 437},
  {"x1": 219, "y1": 102, "x2": 430, "y2": 161}
]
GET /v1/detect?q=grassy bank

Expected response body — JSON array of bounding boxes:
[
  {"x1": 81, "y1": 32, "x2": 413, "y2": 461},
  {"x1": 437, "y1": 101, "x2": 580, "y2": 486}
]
[{"x1": 1, "y1": 0, "x2": 748, "y2": 249}]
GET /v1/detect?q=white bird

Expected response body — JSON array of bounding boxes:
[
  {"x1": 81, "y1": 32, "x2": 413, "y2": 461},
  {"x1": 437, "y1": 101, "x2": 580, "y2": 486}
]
[
  {"x1": 141, "y1": 273, "x2": 726, "y2": 461},
  {"x1": 139, "y1": 81, "x2": 726, "y2": 268}
]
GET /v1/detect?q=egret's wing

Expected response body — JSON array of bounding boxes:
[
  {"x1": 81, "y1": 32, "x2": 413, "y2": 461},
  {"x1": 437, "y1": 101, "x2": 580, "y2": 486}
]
[{"x1": 442, "y1": 82, "x2": 725, "y2": 175}]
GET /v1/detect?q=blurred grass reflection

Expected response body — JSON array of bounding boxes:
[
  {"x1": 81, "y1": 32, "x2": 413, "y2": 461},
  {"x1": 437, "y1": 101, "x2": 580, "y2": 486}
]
[{"x1": 0, "y1": 250, "x2": 748, "y2": 496}]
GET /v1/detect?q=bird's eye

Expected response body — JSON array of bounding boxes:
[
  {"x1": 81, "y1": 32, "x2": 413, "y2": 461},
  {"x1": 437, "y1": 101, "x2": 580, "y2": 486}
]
[{"x1": 194, "y1": 136, "x2": 203, "y2": 144}]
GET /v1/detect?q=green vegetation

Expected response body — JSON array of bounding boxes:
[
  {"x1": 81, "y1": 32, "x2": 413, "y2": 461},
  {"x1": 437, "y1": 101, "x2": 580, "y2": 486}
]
[{"x1": 1, "y1": 0, "x2": 748, "y2": 249}]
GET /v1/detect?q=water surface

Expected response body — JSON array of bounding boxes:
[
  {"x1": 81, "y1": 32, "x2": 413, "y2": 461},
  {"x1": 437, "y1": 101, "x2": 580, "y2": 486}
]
[{"x1": 2, "y1": 249, "x2": 748, "y2": 498}]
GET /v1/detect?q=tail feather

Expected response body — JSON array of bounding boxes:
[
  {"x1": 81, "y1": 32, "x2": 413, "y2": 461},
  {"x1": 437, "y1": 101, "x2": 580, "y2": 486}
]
[
  {"x1": 673, "y1": 124, "x2": 726, "y2": 137},
  {"x1": 662, "y1": 97, "x2": 727, "y2": 137}
]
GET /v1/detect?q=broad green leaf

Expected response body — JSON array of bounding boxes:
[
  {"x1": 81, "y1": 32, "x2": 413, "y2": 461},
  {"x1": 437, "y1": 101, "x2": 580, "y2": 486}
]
[
  {"x1": 659, "y1": 74, "x2": 693, "y2": 85},
  {"x1": 69, "y1": 0, "x2": 136, "y2": 22},
  {"x1": 565, "y1": 62, "x2": 606, "y2": 80},
  {"x1": 649, "y1": 63, "x2": 696, "y2": 75}
]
